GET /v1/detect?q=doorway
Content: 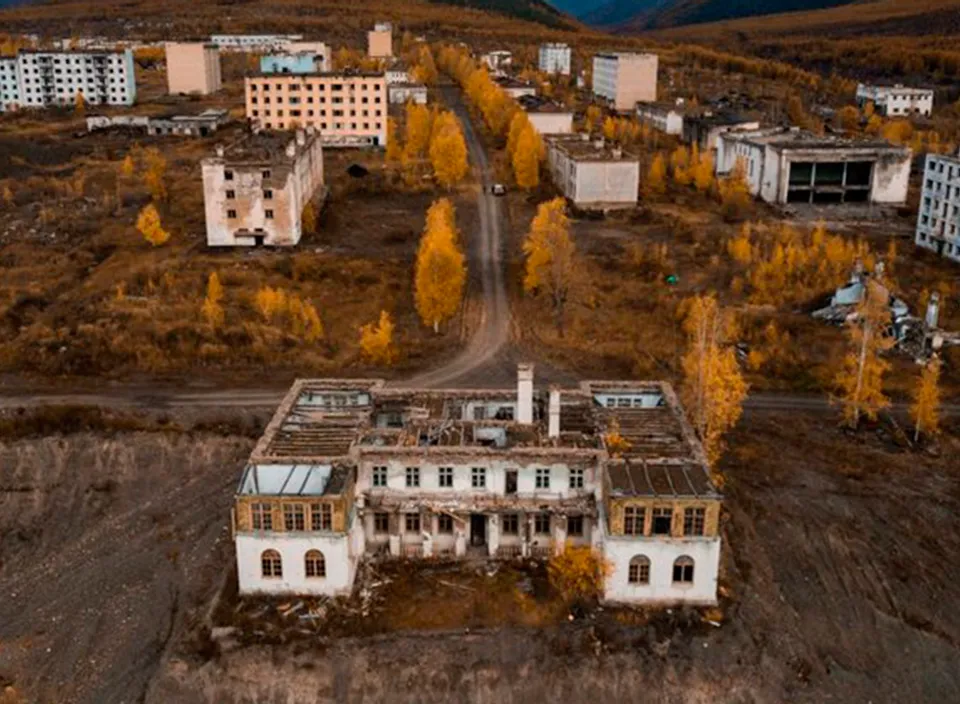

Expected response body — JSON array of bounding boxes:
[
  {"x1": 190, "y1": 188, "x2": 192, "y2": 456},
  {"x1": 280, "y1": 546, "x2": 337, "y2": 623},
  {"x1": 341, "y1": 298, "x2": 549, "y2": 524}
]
[{"x1": 470, "y1": 514, "x2": 486, "y2": 547}]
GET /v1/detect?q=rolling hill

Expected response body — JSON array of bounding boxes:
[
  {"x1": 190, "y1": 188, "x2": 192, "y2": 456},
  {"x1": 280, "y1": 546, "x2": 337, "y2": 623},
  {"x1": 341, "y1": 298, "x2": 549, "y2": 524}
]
[{"x1": 581, "y1": 0, "x2": 859, "y2": 29}]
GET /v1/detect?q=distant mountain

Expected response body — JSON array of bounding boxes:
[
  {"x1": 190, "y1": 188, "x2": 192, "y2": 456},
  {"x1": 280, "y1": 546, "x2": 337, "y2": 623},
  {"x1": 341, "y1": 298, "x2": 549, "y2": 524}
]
[{"x1": 429, "y1": 0, "x2": 581, "y2": 29}]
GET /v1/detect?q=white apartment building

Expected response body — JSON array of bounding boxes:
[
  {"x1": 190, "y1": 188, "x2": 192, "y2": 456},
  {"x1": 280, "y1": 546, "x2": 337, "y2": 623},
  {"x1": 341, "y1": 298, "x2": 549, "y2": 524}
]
[
  {"x1": 0, "y1": 49, "x2": 136, "y2": 112},
  {"x1": 519, "y1": 95, "x2": 573, "y2": 135},
  {"x1": 388, "y1": 83, "x2": 428, "y2": 105},
  {"x1": 916, "y1": 153, "x2": 960, "y2": 264},
  {"x1": 539, "y1": 43, "x2": 572, "y2": 76},
  {"x1": 210, "y1": 34, "x2": 304, "y2": 52},
  {"x1": 233, "y1": 366, "x2": 723, "y2": 606},
  {"x1": 481, "y1": 50, "x2": 512, "y2": 72},
  {"x1": 856, "y1": 83, "x2": 934, "y2": 118},
  {"x1": 592, "y1": 52, "x2": 658, "y2": 112},
  {"x1": 546, "y1": 133, "x2": 640, "y2": 210},
  {"x1": 636, "y1": 101, "x2": 684, "y2": 136},
  {"x1": 201, "y1": 129, "x2": 325, "y2": 247}
]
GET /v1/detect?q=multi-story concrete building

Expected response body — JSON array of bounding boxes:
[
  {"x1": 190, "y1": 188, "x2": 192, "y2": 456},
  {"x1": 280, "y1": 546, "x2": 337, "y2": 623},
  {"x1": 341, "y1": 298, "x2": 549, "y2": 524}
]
[
  {"x1": 635, "y1": 101, "x2": 684, "y2": 136},
  {"x1": 285, "y1": 42, "x2": 332, "y2": 71},
  {"x1": 0, "y1": 49, "x2": 136, "y2": 112},
  {"x1": 232, "y1": 366, "x2": 722, "y2": 606},
  {"x1": 388, "y1": 82, "x2": 428, "y2": 105},
  {"x1": 592, "y1": 52, "x2": 657, "y2": 112},
  {"x1": 367, "y1": 22, "x2": 393, "y2": 59},
  {"x1": 245, "y1": 72, "x2": 388, "y2": 148},
  {"x1": 201, "y1": 129, "x2": 325, "y2": 247},
  {"x1": 539, "y1": 43, "x2": 572, "y2": 76},
  {"x1": 683, "y1": 111, "x2": 760, "y2": 153},
  {"x1": 856, "y1": 83, "x2": 934, "y2": 118},
  {"x1": 165, "y1": 42, "x2": 221, "y2": 95},
  {"x1": 715, "y1": 127, "x2": 911, "y2": 206},
  {"x1": 260, "y1": 52, "x2": 324, "y2": 75},
  {"x1": 86, "y1": 108, "x2": 230, "y2": 136},
  {"x1": 916, "y1": 152, "x2": 960, "y2": 264},
  {"x1": 210, "y1": 34, "x2": 303, "y2": 52},
  {"x1": 545, "y1": 133, "x2": 640, "y2": 210},
  {"x1": 519, "y1": 95, "x2": 574, "y2": 135}
]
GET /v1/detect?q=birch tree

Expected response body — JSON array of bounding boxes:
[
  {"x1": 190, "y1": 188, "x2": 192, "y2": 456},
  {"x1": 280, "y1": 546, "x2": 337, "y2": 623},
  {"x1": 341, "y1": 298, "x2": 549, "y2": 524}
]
[
  {"x1": 523, "y1": 198, "x2": 577, "y2": 335},
  {"x1": 911, "y1": 356, "x2": 942, "y2": 441}
]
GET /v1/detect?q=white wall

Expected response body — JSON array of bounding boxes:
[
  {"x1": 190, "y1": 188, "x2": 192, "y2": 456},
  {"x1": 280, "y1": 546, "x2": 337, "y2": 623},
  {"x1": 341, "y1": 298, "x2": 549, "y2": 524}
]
[
  {"x1": 574, "y1": 160, "x2": 639, "y2": 206},
  {"x1": 871, "y1": 153, "x2": 911, "y2": 204},
  {"x1": 527, "y1": 112, "x2": 573, "y2": 135},
  {"x1": 236, "y1": 532, "x2": 355, "y2": 596},
  {"x1": 603, "y1": 536, "x2": 720, "y2": 606}
]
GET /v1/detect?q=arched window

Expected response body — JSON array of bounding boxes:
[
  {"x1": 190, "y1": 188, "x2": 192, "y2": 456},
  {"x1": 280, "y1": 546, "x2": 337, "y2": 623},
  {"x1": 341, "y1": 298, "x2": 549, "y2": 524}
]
[
  {"x1": 673, "y1": 556, "x2": 694, "y2": 584},
  {"x1": 305, "y1": 549, "x2": 326, "y2": 578},
  {"x1": 628, "y1": 555, "x2": 650, "y2": 585},
  {"x1": 261, "y1": 549, "x2": 283, "y2": 579}
]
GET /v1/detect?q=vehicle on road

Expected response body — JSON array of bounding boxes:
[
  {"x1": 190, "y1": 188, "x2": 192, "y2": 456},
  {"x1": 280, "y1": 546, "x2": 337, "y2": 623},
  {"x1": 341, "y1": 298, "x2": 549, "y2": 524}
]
[{"x1": 491, "y1": 183, "x2": 507, "y2": 196}]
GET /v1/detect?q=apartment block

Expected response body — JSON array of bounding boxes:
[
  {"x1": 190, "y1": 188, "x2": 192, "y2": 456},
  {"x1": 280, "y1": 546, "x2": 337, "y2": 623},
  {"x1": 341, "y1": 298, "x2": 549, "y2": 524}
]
[
  {"x1": 260, "y1": 52, "x2": 324, "y2": 75},
  {"x1": 538, "y1": 43, "x2": 572, "y2": 76},
  {"x1": 519, "y1": 95, "x2": 573, "y2": 135},
  {"x1": 715, "y1": 127, "x2": 911, "y2": 206},
  {"x1": 86, "y1": 108, "x2": 229, "y2": 136},
  {"x1": 367, "y1": 22, "x2": 393, "y2": 59},
  {"x1": 388, "y1": 83, "x2": 428, "y2": 105},
  {"x1": 0, "y1": 49, "x2": 136, "y2": 112},
  {"x1": 233, "y1": 365, "x2": 722, "y2": 605},
  {"x1": 592, "y1": 52, "x2": 657, "y2": 112},
  {"x1": 165, "y1": 42, "x2": 221, "y2": 95},
  {"x1": 916, "y1": 153, "x2": 960, "y2": 264},
  {"x1": 635, "y1": 101, "x2": 684, "y2": 136},
  {"x1": 682, "y1": 111, "x2": 760, "y2": 152},
  {"x1": 201, "y1": 129, "x2": 325, "y2": 247},
  {"x1": 545, "y1": 133, "x2": 640, "y2": 210},
  {"x1": 285, "y1": 42, "x2": 332, "y2": 71},
  {"x1": 210, "y1": 34, "x2": 303, "y2": 52},
  {"x1": 245, "y1": 72, "x2": 388, "y2": 148},
  {"x1": 856, "y1": 83, "x2": 933, "y2": 118}
]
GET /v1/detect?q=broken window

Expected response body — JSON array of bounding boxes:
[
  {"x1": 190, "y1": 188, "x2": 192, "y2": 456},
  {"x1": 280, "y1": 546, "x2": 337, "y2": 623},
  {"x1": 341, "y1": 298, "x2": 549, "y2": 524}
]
[
  {"x1": 226, "y1": 209, "x2": 237, "y2": 219},
  {"x1": 311, "y1": 502, "x2": 332, "y2": 531},
  {"x1": 261, "y1": 549, "x2": 282, "y2": 578},
  {"x1": 505, "y1": 470, "x2": 518, "y2": 494},
  {"x1": 251, "y1": 502, "x2": 273, "y2": 531},
  {"x1": 567, "y1": 515, "x2": 584, "y2": 537},
  {"x1": 534, "y1": 513, "x2": 551, "y2": 535},
  {"x1": 628, "y1": 555, "x2": 650, "y2": 584},
  {"x1": 405, "y1": 512, "x2": 421, "y2": 533},
  {"x1": 437, "y1": 514, "x2": 454, "y2": 534},
  {"x1": 374, "y1": 512, "x2": 389, "y2": 533},
  {"x1": 569, "y1": 468, "x2": 584, "y2": 490},
  {"x1": 473, "y1": 406, "x2": 487, "y2": 421},
  {"x1": 502, "y1": 513, "x2": 519, "y2": 535},
  {"x1": 265, "y1": 210, "x2": 274, "y2": 220},
  {"x1": 535, "y1": 468, "x2": 551, "y2": 490},
  {"x1": 304, "y1": 550, "x2": 325, "y2": 578},
  {"x1": 683, "y1": 507, "x2": 705, "y2": 536},
  {"x1": 405, "y1": 466, "x2": 420, "y2": 488},
  {"x1": 846, "y1": 161, "x2": 873, "y2": 187},
  {"x1": 471, "y1": 467, "x2": 486, "y2": 489},
  {"x1": 673, "y1": 556, "x2": 695, "y2": 584},
  {"x1": 263, "y1": 189, "x2": 273, "y2": 200},
  {"x1": 623, "y1": 506, "x2": 645, "y2": 536},
  {"x1": 283, "y1": 503, "x2": 305, "y2": 531},
  {"x1": 372, "y1": 465, "x2": 387, "y2": 487},
  {"x1": 495, "y1": 406, "x2": 514, "y2": 421},
  {"x1": 224, "y1": 170, "x2": 234, "y2": 181},
  {"x1": 438, "y1": 467, "x2": 453, "y2": 488},
  {"x1": 226, "y1": 189, "x2": 235, "y2": 199},
  {"x1": 652, "y1": 507, "x2": 672, "y2": 535}
]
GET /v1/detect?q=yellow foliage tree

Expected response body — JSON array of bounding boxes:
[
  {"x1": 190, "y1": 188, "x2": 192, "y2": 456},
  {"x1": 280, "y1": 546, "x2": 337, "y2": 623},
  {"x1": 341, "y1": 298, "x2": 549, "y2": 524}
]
[
  {"x1": 836, "y1": 105, "x2": 860, "y2": 134},
  {"x1": 692, "y1": 148, "x2": 714, "y2": 192},
  {"x1": 512, "y1": 124, "x2": 542, "y2": 191},
  {"x1": 718, "y1": 158, "x2": 751, "y2": 218},
  {"x1": 506, "y1": 110, "x2": 529, "y2": 160},
  {"x1": 411, "y1": 45, "x2": 438, "y2": 85},
  {"x1": 523, "y1": 197, "x2": 578, "y2": 335},
  {"x1": 403, "y1": 103, "x2": 433, "y2": 161},
  {"x1": 681, "y1": 294, "x2": 749, "y2": 470},
  {"x1": 646, "y1": 153, "x2": 667, "y2": 196},
  {"x1": 143, "y1": 148, "x2": 167, "y2": 203},
  {"x1": 74, "y1": 90, "x2": 85, "y2": 115},
  {"x1": 415, "y1": 198, "x2": 466, "y2": 332},
  {"x1": 602, "y1": 116, "x2": 617, "y2": 141},
  {"x1": 136, "y1": 204, "x2": 169, "y2": 246},
  {"x1": 727, "y1": 223, "x2": 753, "y2": 264},
  {"x1": 670, "y1": 145, "x2": 691, "y2": 187},
  {"x1": 584, "y1": 105, "x2": 602, "y2": 133},
  {"x1": 120, "y1": 154, "x2": 135, "y2": 179},
  {"x1": 547, "y1": 545, "x2": 611, "y2": 605},
  {"x1": 359, "y1": 310, "x2": 397, "y2": 365},
  {"x1": 1, "y1": 184, "x2": 12, "y2": 206},
  {"x1": 385, "y1": 117, "x2": 402, "y2": 164},
  {"x1": 910, "y1": 356, "x2": 941, "y2": 441},
  {"x1": 429, "y1": 111, "x2": 469, "y2": 188},
  {"x1": 833, "y1": 278, "x2": 895, "y2": 428},
  {"x1": 255, "y1": 286, "x2": 287, "y2": 323},
  {"x1": 202, "y1": 272, "x2": 225, "y2": 328}
]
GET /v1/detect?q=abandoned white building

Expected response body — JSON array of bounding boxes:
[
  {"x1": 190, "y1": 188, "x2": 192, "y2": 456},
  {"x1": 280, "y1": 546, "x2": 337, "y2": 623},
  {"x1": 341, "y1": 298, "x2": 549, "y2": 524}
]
[
  {"x1": 635, "y1": 101, "x2": 685, "y2": 136},
  {"x1": 518, "y1": 95, "x2": 574, "y2": 135},
  {"x1": 201, "y1": 129, "x2": 325, "y2": 247},
  {"x1": 481, "y1": 50, "x2": 512, "y2": 72},
  {"x1": 592, "y1": 52, "x2": 658, "y2": 112},
  {"x1": 682, "y1": 111, "x2": 760, "y2": 153},
  {"x1": 856, "y1": 83, "x2": 934, "y2": 118},
  {"x1": 715, "y1": 127, "x2": 911, "y2": 206},
  {"x1": 538, "y1": 43, "x2": 572, "y2": 76},
  {"x1": 545, "y1": 133, "x2": 640, "y2": 210},
  {"x1": 916, "y1": 152, "x2": 960, "y2": 264},
  {"x1": 210, "y1": 34, "x2": 304, "y2": 52},
  {"x1": 232, "y1": 366, "x2": 722, "y2": 606},
  {"x1": 86, "y1": 108, "x2": 229, "y2": 136},
  {"x1": 388, "y1": 82, "x2": 428, "y2": 105}
]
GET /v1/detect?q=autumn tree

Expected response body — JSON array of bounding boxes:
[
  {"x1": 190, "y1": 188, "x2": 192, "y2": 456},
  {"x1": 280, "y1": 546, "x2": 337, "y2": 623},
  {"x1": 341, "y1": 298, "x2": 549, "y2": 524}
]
[
  {"x1": 359, "y1": 310, "x2": 396, "y2": 365},
  {"x1": 143, "y1": 148, "x2": 167, "y2": 203},
  {"x1": 403, "y1": 103, "x2": 433, "y2": 161},
  {"x1": 602, "y1": 116, "x2": 617, "y2": 141},
  {"x1": 506, "y1": 110, "x2": 529, "y2": 159},
  {"x1": 523, "y1": 198, "x2": 578, "y2": 335},
  {"x1": 692, "y1": 147, "x2": 714, "y2": 192},
  {"x1": 646, "y1": 153, "x2": 667, "y2": 196},
  {"x1": 680, "y1": 294, "x2": 749, "y2": 470},
  {"x1": 512, "y1": 124, "x2": 542, "y2": 190},
  {"x1": 836, "y1": 105, "x2": 861, "y2": 134},
  {"x1": 584, "y1": 105, "x2": 602, "y2": 133},
  {"x1": 547, "y1": 545, "x2": 611, "y2": 605},
  {"x1": 429, "y1": 111, "x2": 469, "y2": 188},
  {"x1": 74, "y1": 90, "x2": 85, "y2": 115},
  {"x1": 385, "y1": 117, "x2": 402, "y2": 164},
  {"x1": 834, "y1": 278, "x2": 894, "y2": 428},
  {"x1": 120, "y1": 154, "x2": 135, "y2": 179},
  {"x1": 1, "y1": 184, "x2": 13, "y2": 206},
  {"x1": 910, "y1": 356, "x2": 942, "y2": 441},
  {"x1": 302, "y1": 201, "x2": 317, "y2": 235},
  {"x1": 411, "y1": 45, "x2": 438, "y2": 85},
  {"x1": 670, "y1": 145, "x2": 691, "y2": 186},
  {"x1": 718, "y1": 158, "x2": 751, "y2": 219},
  {"x1": 202, "y1": 272, "x2": 225, "y2": 328},
  {"x1": 415, "y1": 198, "x2": 466, "y2": 331},
  {"x1": 136, "y1": 204, "x2": 169, "y2": 246}
]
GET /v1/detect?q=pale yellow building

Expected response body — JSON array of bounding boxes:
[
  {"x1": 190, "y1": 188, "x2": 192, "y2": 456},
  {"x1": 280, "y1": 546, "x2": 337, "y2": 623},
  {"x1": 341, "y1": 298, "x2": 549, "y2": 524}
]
[
  {"x1": 367, "y1": 22, "x2": 393, "y2": 59},
  {"x1": 592, "y1": 52, "x2": 658, "y2": 112},
  {"x1": 245, "y1": 72, "x2": 388, "y2": 148},
  {"x1": 165, "y1": 42, "x2": 221, "y2": 95}
]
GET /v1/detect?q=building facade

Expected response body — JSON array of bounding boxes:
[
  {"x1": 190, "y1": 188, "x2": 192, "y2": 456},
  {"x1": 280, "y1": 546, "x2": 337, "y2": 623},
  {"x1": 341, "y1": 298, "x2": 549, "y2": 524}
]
[
  {"x1": 86, "y1": 108, "x2": 229, "y2": 136},
  {"x1": 0, "y1": 49, "x2": 136, "y2": 112},
  {"x1": 715, "y1": 127, "x2": 911, "y2": 206},
  {"x1": 592, "y1": 52, "x2": 657, "y2": 112},
  {"x1": 368, "y1": 23, "x2": 393, "y2": 59},
  {"x1": 245, "y1": 72, "x2": 388, "y2": 147},
  {"x1": 481, "y1": 50, "x2": 512, "y2": 72},
  {"x1": 546, "y1": 134, "x2": 640, "y2": 209},
  {"x1": 210, "y1": 34, "x2": 303, "y2": 52},
  {"x1": 201, "y1": 129, "x2": 325, "y2": 247},
  {"x1": 856, "y1": 83, "x2": 934, "y2": 118},
  {"x1": 519, "y1": 96, "x2": 574, "y2": 135},
  {"x1": 165, "y1": 42, "x2": 221, "y2": 95},
  {"x1": 635, "y1": 102, "x2": 684, "y2": 136},
  {"x1": 260, "y1": 52, "x2": 324, "y2": 75},
  {"x1": 388, "y1": 83, "x2": 428, "y2": 105},
  {"x1": 286, "y1": 42, "x2": 332, "y2": 71},
  {"x1": 539, "y1": 43, "x2": 572, "y2": 76},
  {"x1": 915, "y1": 153, "x2": 960, "y2": 264},
  {"x1": 683, "y1": 112, "x2": 761, "y2": 153},
  {"x1": 233, "y1": 367, "x2": 722, "y2": 605}
]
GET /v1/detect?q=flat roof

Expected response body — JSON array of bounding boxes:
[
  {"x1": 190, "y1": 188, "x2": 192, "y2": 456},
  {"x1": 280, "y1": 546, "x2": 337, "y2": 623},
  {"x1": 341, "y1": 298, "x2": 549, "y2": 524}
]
[
  {"x1": 518, "y1": 95, "x2": 572, "y2": 114},
  {"x1": 685, "y1": 111, "x2": 755, "y2": 127},
  {"x1": 726, "y1": 127, "x2": 908, "y2": 154},
  {"x1": 248, "y1": 71, "x2": 385, "y2": 79},
  {"x1": 546, "y1": 134, "x2": 639, "y2": 163},
  {"x1": 206, "y1": 131, "x2": 318, "y2": 164}
]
